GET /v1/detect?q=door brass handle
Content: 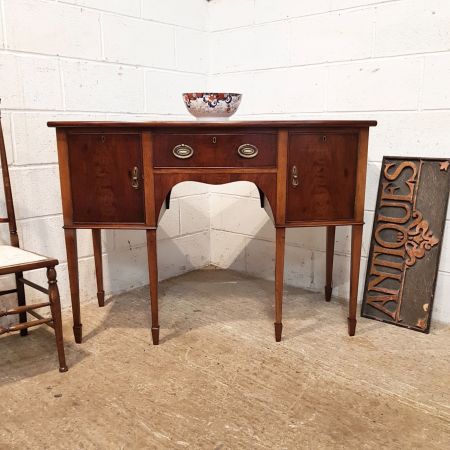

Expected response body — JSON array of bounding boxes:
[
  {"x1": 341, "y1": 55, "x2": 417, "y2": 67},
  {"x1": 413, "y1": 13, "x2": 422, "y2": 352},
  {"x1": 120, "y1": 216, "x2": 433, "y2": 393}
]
[
  {"x1": 130, "y1": 166, "x2": 140, "y2": 189},
  {"x1": 291, "y1": 165, "x2": 299, "y2": 187}
]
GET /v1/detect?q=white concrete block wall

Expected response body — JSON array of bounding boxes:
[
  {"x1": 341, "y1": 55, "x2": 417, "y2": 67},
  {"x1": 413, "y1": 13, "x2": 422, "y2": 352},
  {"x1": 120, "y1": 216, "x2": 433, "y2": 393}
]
[
  {"x1": 1, "y1": 0, "x2": 449, "y2": 327},
  {"x1": 207, "y1": 0, "x2": 450, "y2": 323},
  {"x1": 0, "y1": 0, "x2": 210, "y2": 322}
]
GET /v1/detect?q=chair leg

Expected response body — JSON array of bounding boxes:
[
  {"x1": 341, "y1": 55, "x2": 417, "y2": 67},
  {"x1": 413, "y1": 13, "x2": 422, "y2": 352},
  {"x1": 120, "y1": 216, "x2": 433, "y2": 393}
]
[
  {"x1": 15, "y1": 272, "x2": 28, "y2": 336},
  {"x1": 47, "y1": 267, "x2": 68, "y2": 372}
]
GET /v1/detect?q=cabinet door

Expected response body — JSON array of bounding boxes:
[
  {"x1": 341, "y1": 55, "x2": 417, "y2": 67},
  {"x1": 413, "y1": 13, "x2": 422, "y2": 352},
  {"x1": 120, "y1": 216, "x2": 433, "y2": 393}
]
[
  {"x1": 67, "y1": 133, "x2": 145, "y2": 223},
  {"x1": 286, "y1": 133, "x2": 358, "y2": 222}
]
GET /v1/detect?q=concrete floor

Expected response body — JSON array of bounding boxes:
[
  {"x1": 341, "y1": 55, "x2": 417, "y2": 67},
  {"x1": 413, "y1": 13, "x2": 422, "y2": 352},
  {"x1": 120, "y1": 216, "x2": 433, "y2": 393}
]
[{"x1": 1, "y1": 268, "x2": 449, "y2": 449}]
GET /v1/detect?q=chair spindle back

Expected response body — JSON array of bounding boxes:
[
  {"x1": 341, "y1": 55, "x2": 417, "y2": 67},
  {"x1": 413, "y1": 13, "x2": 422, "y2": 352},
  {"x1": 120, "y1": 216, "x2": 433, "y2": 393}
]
[{"x1": 0, "y1": 109, "x2": 19, "y2": 248}]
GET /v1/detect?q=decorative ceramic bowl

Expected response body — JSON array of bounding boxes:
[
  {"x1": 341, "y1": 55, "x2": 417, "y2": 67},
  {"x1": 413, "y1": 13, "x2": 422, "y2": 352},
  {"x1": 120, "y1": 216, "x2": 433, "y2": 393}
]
[{"x1": 182, "y1": 93, "x2": 242, "y2": 119}]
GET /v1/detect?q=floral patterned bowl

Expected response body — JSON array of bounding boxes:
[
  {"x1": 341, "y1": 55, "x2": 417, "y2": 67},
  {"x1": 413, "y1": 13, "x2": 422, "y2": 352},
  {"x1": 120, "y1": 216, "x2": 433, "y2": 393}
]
[{"x1": 182, "y1": 93, "x2": 242, "y2": 119}]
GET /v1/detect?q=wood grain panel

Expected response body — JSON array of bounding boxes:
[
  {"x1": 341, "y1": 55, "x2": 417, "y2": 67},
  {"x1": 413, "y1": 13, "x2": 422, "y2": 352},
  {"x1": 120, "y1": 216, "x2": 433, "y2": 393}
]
[
  {"x1": 286, "y1": 133, "x2": 358, "y2": 222},
  {"x1": 153, "y1": 133, "x2": 277, "y2": 167},
  {"x1": 67, "y1": 133, "x2": 145, "y2": 223}
]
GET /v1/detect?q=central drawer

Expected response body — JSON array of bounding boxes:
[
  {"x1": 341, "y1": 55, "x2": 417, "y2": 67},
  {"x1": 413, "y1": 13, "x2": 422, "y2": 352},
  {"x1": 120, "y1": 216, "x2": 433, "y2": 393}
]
[{"x1": 153, "y1": 133, "x2": 277, "y2": 167}]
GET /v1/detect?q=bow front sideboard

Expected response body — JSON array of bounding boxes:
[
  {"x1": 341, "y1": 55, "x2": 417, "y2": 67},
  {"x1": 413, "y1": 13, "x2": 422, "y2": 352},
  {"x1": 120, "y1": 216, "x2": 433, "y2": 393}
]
[{"x1": 48, "y1": 120, "x2": 377, "y2": 345}]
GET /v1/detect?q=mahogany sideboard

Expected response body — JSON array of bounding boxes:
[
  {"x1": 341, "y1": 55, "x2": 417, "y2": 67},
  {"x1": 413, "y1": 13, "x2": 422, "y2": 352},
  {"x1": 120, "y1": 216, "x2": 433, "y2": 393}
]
[{"x1": 48, "y1": 120, "x2": 377, "y2": 345}]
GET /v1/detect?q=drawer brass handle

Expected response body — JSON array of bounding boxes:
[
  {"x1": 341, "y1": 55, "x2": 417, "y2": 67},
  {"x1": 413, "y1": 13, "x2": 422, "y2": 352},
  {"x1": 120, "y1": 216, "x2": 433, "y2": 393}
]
[
  {"x1": 291, "y1": 165, "x2": 299, "y2": 187},
  {"x1": 237, "y1": 144, "x2": 258, "y2": 159},
  {"x1": 130, "y1": 166, "x2": 140, "y2": 189},
  {"x1": 173, "y1": 144, "x2": 194, "y2": 159}
]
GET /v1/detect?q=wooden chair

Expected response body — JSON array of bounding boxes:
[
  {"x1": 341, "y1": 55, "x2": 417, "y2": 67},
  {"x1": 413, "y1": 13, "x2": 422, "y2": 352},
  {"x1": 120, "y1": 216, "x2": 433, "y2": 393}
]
[{"x1": 0, "y1": 111, "x2": 67, "y2": 372}]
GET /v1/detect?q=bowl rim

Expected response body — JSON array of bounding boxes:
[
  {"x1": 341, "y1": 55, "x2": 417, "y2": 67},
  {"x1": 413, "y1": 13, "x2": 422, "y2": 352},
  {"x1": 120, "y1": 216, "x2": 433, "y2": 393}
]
[{"x1": 182, "y1": 92, "x2": 242, "y2": 96}]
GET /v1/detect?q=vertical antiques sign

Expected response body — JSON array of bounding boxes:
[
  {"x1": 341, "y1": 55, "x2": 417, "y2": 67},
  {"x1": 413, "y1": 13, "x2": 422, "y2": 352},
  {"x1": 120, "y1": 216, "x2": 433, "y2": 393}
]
[{"x1": 362, "y1": 157, "x2": 450, "y2": 332}]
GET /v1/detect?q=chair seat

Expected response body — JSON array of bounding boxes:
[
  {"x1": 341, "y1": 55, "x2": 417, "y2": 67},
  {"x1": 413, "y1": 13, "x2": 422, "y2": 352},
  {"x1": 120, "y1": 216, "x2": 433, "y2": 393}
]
[{"x1": 0, "y1": 245, "x2": 57, "y2": 275}]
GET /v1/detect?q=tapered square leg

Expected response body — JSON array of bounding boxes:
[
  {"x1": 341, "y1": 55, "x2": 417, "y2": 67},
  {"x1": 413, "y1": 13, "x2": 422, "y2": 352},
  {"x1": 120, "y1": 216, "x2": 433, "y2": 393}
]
[
  {"x1": 274, "y1": 322, "x2": 283, "y2": 342},
  {"x1": 151, "y1": 326, "x2": 160, "y2": 345},
  {"x1": 347, "y1": 317, "x2": 357, "y2": 336},
  {"x1": 274, "y1": 227, "x2": 286, "y2": 342},
  {"x1": 348, "y1": 224, "x2": 363, "y2": 336},
  {"x1": 325, "y1": 226, "x2": 336, "y2": 302},
  {"x1": 64, "y1": 228, "x2": 82, "y2": 344},
  {"x1": 92, "y1": 229, "x2": 105, "y2": 307},
  {"x1": 147, "y1": 229, "x2": 159, "y2": 345}
]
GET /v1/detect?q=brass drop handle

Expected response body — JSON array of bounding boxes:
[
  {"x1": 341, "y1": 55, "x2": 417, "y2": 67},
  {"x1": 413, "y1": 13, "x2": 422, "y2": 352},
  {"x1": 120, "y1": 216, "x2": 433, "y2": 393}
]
[
  {"x1": 291, "y1": 165, "x2": 299, "y2": 187},
  {"x1": 237, "y1": 144, "x2": 258, "y2": 158},
  {"x1": 130, "y1": 166, "x2": 140, "y2": 189},
  {"x1": 173, "y1": 144, "x2": 194, "y2": 159}
]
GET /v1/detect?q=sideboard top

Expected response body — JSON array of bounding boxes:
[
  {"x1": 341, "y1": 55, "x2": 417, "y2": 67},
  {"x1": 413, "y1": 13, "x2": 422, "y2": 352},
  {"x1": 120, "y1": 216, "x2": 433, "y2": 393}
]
[{"x1": 48, "y1": 120, "x2": 377, "y2": 129}]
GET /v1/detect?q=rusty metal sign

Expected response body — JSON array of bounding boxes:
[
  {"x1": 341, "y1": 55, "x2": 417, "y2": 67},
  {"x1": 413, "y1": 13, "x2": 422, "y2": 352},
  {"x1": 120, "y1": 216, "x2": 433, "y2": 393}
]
[{"x1": 362, "y1": 157, "x2": 450, "y2": 332}]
